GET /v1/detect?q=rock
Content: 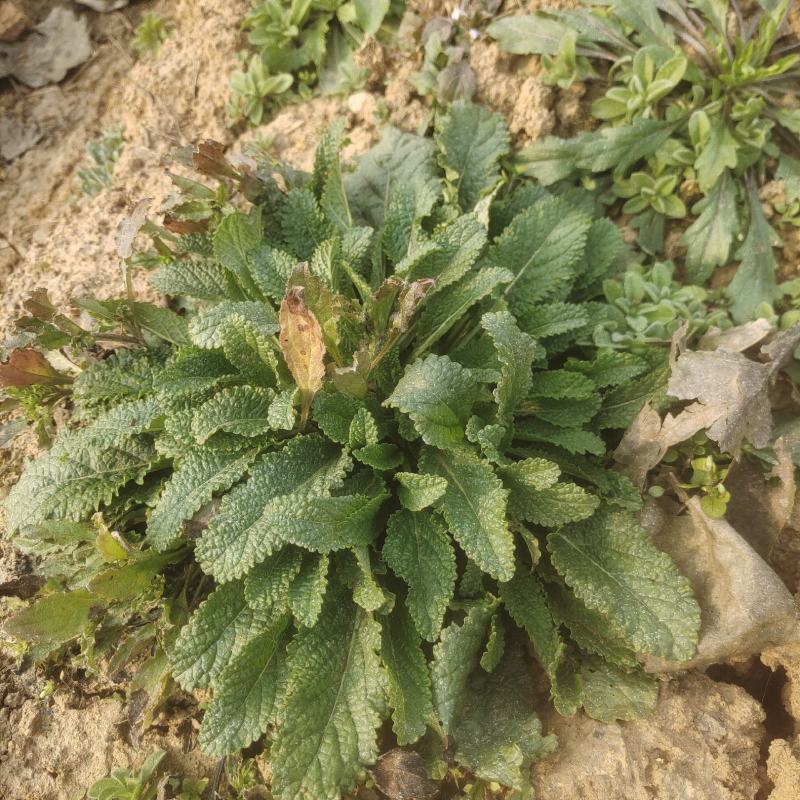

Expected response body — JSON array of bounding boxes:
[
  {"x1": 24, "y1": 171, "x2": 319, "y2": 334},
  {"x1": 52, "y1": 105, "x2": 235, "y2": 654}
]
[
  {"x1": 532, "y1": 673, "x2": 765, "y2": 800},
  {"x1": 0, "y1": 1, "x2": 30, "y2": 43},
  {"x1": 0, "y1": 7, "x2": 92, "y2": 88},
  {"x1": 767, "y1": 738, "x2": 800, "y2": 800},
  {"x1": 643, "y1": 498, "x2": 799, "y2": 671},
  {"x1": 0, "y1": 116, "x2": 42, "y2": 161}
]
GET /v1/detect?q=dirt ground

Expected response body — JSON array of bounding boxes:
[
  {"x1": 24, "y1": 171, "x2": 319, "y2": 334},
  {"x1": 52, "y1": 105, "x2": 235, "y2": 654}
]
[{"x1": 1, "y1": 1, "x2": 799, "y2": 798}]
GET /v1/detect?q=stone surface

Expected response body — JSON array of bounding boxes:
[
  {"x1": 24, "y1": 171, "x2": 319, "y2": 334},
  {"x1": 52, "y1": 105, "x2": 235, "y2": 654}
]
[{"x1": 532, "y1": 673, "x2": 765, "y2": 800}]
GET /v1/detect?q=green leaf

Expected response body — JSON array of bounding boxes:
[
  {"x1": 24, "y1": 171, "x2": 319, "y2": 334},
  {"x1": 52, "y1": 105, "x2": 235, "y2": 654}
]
[
  {"x1": 481, "y1": 311, "x2": 537, "y2": 427},
  {"x1": 192, "y1": 386, "x2": 274, "y2": 443},
  {"x1": 386, "y1": 355, "x2": 479, "y2": 450},
  {"x1": 480, "y1": 612, "x2": 506, "y2": 673},
  {"x1": 548, "y1": 582, "x2": 638, "y2": 669},
  {"x1": 528, "y1": 370, "x2": 596, "y2": 400},
  {"x1": 311, "y1": 118, "x2": 352, "y2": 232},
  {"x1": 695, "y1": 121, "x2": 738, "y2": 193},
  {"x1": 682, "y1": 171, "x2": 738, "y2": 282},
  {"x1": 345, "y1": 128, "x2": 440, "y2": 229},
  {"x1": 195, "y1": 436, "x2": 350, "y2": 581},
  {"x1": 431, "y1": 603, "x2": 492, "y2": 732},
  {"x1": 281, "y1": 188, "x2": 332, "y2": 261},
  {"x1": 453, "y1": 641, "x2": 557, "y2": 790},
  {"x1": 521, "y1": 120, "x2": 678, "y2": 185},
  {"x1": 150, "y1": 258, "x2": 228, "y2": 300},
  {"x1": 354, "y1": 0, "x2": 389, "y2": 34},
  {"x1": 548, "y1": 507, "x2": 701, "y2": 661},
  {"x1": 169, "y1": 580, "x2": 271, "y2": 691},
  {"x1": 382, "y1": 604, "x2": 435, "y2": 745},
  {"x1": 515, "y1": 302, "x2": 589, "y2": 339},
  {"x1": 513, "y1": 418, "x2": 606, "y2": 456},
  {"x1": 249, "y1": 245, "x2": 296, "y2": 303},
  {"x1": 500, "y1": 569, "x2": 562, "y2": 679},
  {"x1": 436, "y1": 100, "x2": 510, "y2": 211},
  {"x1": 595, "y1": 361, "x2": 669, "y2": 429},
  {"x1": 263, "y1": 493, "x2": 387, "y2": 553},
  {"x1": 487, "y1": 198, "x2": 591, "y2": 310},
  {"x1": 512, "y1": 481, "x2": 600, "y2": 527},
  {"x1": 5, "y1": 434, "x2": 156, "y2": 534},
  {"x1": 580, "y1": 658, "x2": 658, "y2": 722},
  {"x1": 189, "y1": 301, "x2": 279, "y2": 349},
  {"x1": 245, "y1": 547, "x2": 304, "y2": 613},
  {"x1": 289, "y1": 553, "x2": 329, "y2": 627},
  {"x1": 412, "y1": 267, "x2": 513, "y2": 356},
  {"x1": 131, "y1": 303, "x2": 191, "y2": 346},
  {"x1": 566, "y1": 350, "x2": 647, "y2": 389},
  {"x1": 395, "y1": 472, "x2": 448, "y2": 511},
  {"x1": 488, "y1": 14, "x2": 572, "y2": 55},
  {"x1": 383, "y1": 509, "x2": 456, "y2": 642},
  {"x1": 199, "y1": 615, "x2": 291, "y2": 755},
  {"x1": 147, "y1": 447, "x2": 258, "y2": 551},
  {"x1": 726, "y1": 183, "x2": 780, "y2": 322},
  {"x1": 272, "y1": 594, "x2": 386, "y2": 800},
  {"x1": 3, "y1": 590, "x2": 98, "y2": 646},
  {"x1": 405, "y1": 215, "x2": 487, "y2": 292},
  {"x1": 213, "y1": 211, "x2": 263, "y2": 295},
  {"x1": 420, "y1": 448, "x2": 514, "y2": 582}
]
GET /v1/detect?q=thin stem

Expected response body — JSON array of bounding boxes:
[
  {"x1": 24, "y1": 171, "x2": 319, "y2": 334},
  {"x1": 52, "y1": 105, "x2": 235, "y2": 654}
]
[
  {"x1": 575, "y1": 47, "x2": 618, "y2": 63},
  {"x1": 94, "y1": 333, "x2": 143, "y2": 345}
]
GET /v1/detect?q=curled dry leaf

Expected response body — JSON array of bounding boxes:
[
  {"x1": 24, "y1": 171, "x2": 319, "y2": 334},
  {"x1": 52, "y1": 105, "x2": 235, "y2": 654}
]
[
  {"x1": 0, "y1": 348, "x2": 67, "y2": 388},
  {"x1": 698, "y1": 318, "x2": 772, "y2": 352},
  {"x1": 279, "y1": 286, "x2": 326, "y2": 428},
  {"x1": 371, "y1": 749, "x2": 437, "y2": 800},
  {"x1": 192, "y1": 139, "x2": 238, "y2": 179},
  {"x1": 615, "y1": 324, "x2": 800, "y2": 485},
  {"x1": 115, "y1": 198, "x2": 152, "y2": 260},
  {"x1": 391, "y1": 278, "x2": 435, "y2": 334},
  {"x1": 642, "y1": 497, "x2": 799, "y2": 671}
]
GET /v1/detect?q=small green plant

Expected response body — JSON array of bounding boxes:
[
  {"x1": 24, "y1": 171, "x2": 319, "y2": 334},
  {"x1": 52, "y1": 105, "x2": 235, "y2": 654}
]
[
  {"x1": 132, "y1": 12, "x2": 172, "y2": 58},
  {"x1": 489, "y1": 0, "x2": 800, "y2": 321},
  {"x1": 229, "y1": 55, "x2": 294, "y2": 126},
  {"x1": 87, "y1": 750, "x2": 165, "y2": 800},
  {"x1": 228, "y1": 0, "x2": 402, "y2": 125},
  {"x1": 78, "y1": 129, "x2": 124, "y2": 198},
  {"x1": 595, "y1": 260, "x2": 732, "y2": 348},
  {"x1": 86, "y1": 751, "x2": 210, "y2": 800},
  {"x1": 5, "y1": 102, "x2": 701, "y2": 800}
]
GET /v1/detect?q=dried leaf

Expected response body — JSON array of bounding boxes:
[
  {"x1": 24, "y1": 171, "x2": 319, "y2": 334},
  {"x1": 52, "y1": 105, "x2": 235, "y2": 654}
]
[
  {"x1": 0, "y1": 348, "x2": 66, "y2": 388},
  {"x1": 279, "y1": 287, "x2": 326, "y2": 428},
  {"x1": 642, "y1": 497, "x2": 799, "y2": 671},
  {"x1": 698, "y1": 319, "x2": 772, "y2": 353},
  {"x1": 116, "y1": 198, "x2": 151, "y2": 260},
  {"x1": 192, "y1": 139, "x2": 238, "y2": 179},
  {"x1": 391, "y1": 279, "x2": 435, "y2": 334},
  {"x1": 615, "y1": 324, "x2": 800, "y2": 484},
  {"x1": 371, "y1": 749, "x2": 437, "y2": 800}
]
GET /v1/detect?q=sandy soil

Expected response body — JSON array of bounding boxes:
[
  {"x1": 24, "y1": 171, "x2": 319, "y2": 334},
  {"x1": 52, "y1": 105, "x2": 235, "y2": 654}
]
[{"x1": 1, "y1": 2, "x2": 799, "y2": 799}]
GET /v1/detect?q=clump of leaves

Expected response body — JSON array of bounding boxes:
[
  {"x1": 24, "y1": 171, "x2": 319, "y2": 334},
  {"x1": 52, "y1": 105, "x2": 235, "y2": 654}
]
[
  {"x1": 489, "y1": 0, "x2": 800, "y2": 321},
  {"x1": 594, "y1": 260, "x2": 732, "y2": 348},
  {"x1": 78, "y1": 129, "x2": 124, "y2": 198},
  {"x1": 229, "y1": 0, "x2": 401, "y2": 125},
  {"x1": 5, "y1": 103, "x2": 701, "y2": 799},
  {"x1": 132, "y1": 12, "x2": 172, "y2": 59}
]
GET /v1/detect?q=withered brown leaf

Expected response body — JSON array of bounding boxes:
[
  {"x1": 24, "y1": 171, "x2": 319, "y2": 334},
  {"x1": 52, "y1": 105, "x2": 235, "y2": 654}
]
[
  {"x1": 0, "y1": 348, "x2": 67, "y2": 388},
  {"x1": 279, "y1": 286, "x2": 326, "y2": 429}
]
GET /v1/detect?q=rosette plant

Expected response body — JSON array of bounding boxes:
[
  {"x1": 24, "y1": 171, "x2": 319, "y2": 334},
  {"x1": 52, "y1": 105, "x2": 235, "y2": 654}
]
[{"x1": 5, "y1": 102, "x2": 700, "y2": 799}]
